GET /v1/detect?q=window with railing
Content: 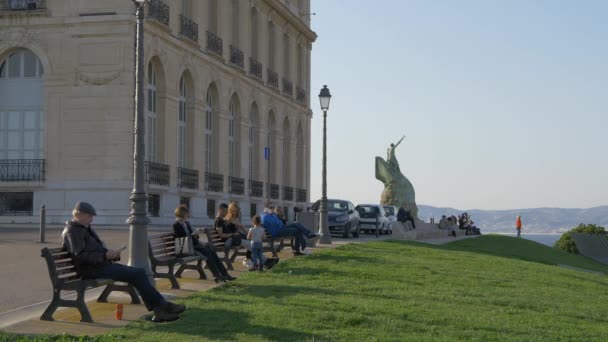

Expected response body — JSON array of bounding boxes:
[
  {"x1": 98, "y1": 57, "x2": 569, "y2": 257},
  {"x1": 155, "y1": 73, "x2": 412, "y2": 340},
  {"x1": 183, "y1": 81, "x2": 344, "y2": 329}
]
[
  {"x1": 207, "y1": 199, "x2": 216, "y2": 219},
  {"x1": 249, "y1": 57, "x2": 262, "y2": 79},
  {"x1": 282, "y1": 78, "x2": 293, "y2": 96},
  {"x1": 177, "y1": 167, "x2": 199, "y2": 189},
  {"x1": 267, "y1": 69, "x2": 278, "y2": 88},
  {"x1": 282, "y1": 186, "x2": 294, "y2": 201},
  {"x1": 3, "y1": 0, "x2": 46, "y2": 11},
  {"x1": 205, "y1": 172, "x2": 224, "y2": 192},
  {"x1": 179, "y1": 15, "x2": 199, "y2": 42},
  {"x1": 206, "y1": 31, "x2": 223, "y2": 56},
  {"x1": 270, "y1": 183, "x2": 280, "y2": 199},
  {"x1": 0, "y1": 159, "x2": 45, "y2": 182},
  {"x1": 296, "y1": 188, "x2": 307, "y2": 202},
  {"x1": 249, "y1": 180, "x2": 264, "y2": 198},
  {"x1": 250, "y1": 203, "x2": 257, "y2": 218},
  {"x1": 229, "y1": 45, "x2": 244, "y2": 68},
  {"x1": 229, "y1": 176, "x2": 244, "y2": 195},
  {"x1": 145, "y1": 161, "x2": 170, "y2": 186},
  {"x1": 147, "y1": 0, "x2": 169, "y2": 26},
  {"x1": 296, "y1": 86, "x2": 306, "y2": 103}
]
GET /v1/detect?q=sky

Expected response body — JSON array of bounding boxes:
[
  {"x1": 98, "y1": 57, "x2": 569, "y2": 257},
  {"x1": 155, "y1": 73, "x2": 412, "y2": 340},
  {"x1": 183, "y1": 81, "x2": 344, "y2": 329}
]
[{"x1": 307, "y1": 0, "x2": 608, "y2": 211}]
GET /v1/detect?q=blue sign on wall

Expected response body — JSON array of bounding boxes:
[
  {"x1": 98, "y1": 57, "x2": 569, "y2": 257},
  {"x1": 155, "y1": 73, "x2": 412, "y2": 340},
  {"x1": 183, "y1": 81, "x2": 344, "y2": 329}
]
[{"x1": 264, "y1": 147, "x2": 270, "y2": 160}]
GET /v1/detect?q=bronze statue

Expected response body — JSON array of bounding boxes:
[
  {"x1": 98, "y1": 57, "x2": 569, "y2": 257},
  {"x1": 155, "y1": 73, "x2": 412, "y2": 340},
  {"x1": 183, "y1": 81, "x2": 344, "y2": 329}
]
[{"x1": 375, "y1": 136, "x2": 418, "y2": 219}]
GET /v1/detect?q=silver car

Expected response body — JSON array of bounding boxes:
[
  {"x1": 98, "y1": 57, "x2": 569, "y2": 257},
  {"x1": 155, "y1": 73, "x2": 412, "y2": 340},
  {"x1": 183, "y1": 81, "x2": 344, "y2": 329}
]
[{"x1": 355, "y1": 204, "x2": 390, "y2": 236}]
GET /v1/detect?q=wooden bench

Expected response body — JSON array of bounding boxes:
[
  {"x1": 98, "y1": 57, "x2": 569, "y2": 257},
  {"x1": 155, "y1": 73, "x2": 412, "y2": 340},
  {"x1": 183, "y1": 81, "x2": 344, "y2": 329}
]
[
  {"x1": 148, "y1": 233, "x2": 207, "y2": 289},
  {"x1": 40, "y1": 247, "x2": 141, "y2": 323},
  {"x1": 202, "y1": 228, "x2": 245, "y2": 270}
]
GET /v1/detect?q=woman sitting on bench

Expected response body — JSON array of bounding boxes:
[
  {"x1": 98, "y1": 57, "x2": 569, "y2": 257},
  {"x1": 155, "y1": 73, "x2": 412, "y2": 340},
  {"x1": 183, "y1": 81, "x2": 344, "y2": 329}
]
[{"x1": 172, "y1": 205, "x2": 236, "y2": 282}]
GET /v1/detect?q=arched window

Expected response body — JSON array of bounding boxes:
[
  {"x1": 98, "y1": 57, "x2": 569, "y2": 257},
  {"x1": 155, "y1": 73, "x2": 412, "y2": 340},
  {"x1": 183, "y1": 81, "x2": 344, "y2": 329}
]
[
  {"x1": 282, "y1": 117, "x2": 291, "y2": 187},
  {"x1": 0, "y1": 49, "x2": 44, "y2": 160},
  {"x1": 178, "y1": 75, "x2": 187, "y2": 168},
  {"x1": 296, "y1": 123, "x2": 305, "y2": 188},
  {"x1": 205, "y1": 83, "x2": 220, "y2": 173},
  {"x1": 283, "y1": 33, "x2": 290, "y2": 78},
  {"x1": 228, "y1": 94, "x2": 240, "y2": 177},
  {"x1": 231, "y1": 0, "x2": 240, "y2": 47},
  {"x1": 249, "y1": 103, "x2": 259, "y2": 181},
  {"x1": 268, "y1": 21, "x2": 275, "y2": 70},
  {"x1": 267, "y1": 111, "x2": 276, "y2": 183},
  {"x1": 146, "y1": 62, "x2": 157, "y2": 162},
  {"x1": 250, "y1": 7, "x2": 259, "y2": 59}
]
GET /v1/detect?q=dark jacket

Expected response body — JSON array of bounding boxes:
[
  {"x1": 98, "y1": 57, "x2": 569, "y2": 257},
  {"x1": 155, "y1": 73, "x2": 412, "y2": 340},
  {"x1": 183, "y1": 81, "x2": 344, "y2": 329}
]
[
  {"x1": 172, "y1": 220, "x2": 200, "y2": 247},
  {"x1": 397, "y1": 208, "x2": 416, "y2": 229},
  {"x1": 61, "y1": 220, "x2": 110, "y2": 276}
]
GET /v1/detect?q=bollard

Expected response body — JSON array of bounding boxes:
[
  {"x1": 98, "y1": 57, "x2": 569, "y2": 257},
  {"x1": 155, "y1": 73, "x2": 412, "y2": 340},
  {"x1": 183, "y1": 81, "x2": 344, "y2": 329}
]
[
  {"x1": 39, "y1": 205, "x2": 46, "y2": 243},
  {"x1": 375, "y1": 213, "x2": 379, "y2": 238}
]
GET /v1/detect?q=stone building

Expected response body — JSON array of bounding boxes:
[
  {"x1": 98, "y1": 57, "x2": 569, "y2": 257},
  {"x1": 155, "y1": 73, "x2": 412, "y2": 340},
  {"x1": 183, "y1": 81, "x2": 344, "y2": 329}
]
[{"x1": 0, "y1": 0, "x2": 316, "y2": 226}]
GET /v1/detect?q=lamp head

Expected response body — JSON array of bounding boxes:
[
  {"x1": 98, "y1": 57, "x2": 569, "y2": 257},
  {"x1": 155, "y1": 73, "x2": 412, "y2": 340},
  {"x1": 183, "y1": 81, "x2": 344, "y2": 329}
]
[{"x1": 318, "y1": 85, "x2": 331, "y2": 111}]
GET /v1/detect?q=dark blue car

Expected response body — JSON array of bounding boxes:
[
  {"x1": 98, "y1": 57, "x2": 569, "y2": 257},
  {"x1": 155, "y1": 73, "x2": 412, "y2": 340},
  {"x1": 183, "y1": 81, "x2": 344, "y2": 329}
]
[{"x1": 311, "y1": 199, "x2": 360, "y2": 238}]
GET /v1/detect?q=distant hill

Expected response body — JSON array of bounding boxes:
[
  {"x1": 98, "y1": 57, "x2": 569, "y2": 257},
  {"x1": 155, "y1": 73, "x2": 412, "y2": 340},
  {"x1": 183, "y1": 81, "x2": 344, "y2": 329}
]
[{"x1": 417, "y1": 205, "x2": 608, "y2": 233}]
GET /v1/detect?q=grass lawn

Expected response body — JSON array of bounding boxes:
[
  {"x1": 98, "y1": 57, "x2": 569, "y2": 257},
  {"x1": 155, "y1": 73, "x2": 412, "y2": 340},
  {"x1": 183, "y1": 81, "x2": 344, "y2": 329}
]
[{"x1": 2, "y1": 235, "x2": 608, "y2": 341}]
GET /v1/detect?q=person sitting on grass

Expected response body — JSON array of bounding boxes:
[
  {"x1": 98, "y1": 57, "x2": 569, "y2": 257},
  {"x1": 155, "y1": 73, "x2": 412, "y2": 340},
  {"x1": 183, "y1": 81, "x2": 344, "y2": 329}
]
[
  {"x1": 247, "y1": 215, "x2": 266, "y2": 271},
  {"x1": 172, "y1": 204, "x2": 236, "y2": 282},
  {"x1": 61, "y1": 202, "x2": 185, "y2": 323}
]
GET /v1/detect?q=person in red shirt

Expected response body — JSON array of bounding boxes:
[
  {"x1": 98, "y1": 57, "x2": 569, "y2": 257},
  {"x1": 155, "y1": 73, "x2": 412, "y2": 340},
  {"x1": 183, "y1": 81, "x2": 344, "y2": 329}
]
[{"x1": 516, "y1": 215, "x2": 522, "y2": 237}]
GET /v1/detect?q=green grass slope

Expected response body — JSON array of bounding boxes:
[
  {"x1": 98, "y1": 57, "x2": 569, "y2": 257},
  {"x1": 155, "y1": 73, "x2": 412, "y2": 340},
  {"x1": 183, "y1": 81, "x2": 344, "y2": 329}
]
[{"x1": 3, "y1": 236, "x2": 608, "y2": 341}]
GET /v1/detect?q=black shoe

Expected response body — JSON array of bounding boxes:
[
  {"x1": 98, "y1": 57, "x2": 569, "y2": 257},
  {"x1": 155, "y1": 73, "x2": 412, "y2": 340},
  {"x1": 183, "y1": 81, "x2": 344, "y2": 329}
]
[
  {"x1": 223, "y1": 275, "x2": 237, "y2": 281},
  {"x1": 152, "y1": 308, "x2": 180, "y2": 322},
  {"x1": 293, "y1": 251, "x2": 305, "y2": 256},
  {"x1": 308, "y1": 233, "x2": 319, "y2": 239},
  {"x1": 163, "y1": 301, "x2": 186, "y2": 314}
]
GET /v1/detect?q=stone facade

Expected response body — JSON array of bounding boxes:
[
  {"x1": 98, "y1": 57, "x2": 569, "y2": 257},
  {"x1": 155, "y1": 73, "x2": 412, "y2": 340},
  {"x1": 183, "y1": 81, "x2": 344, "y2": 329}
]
[{"x1": 0, "y1": 0, "x2": 316, "y2": 226}]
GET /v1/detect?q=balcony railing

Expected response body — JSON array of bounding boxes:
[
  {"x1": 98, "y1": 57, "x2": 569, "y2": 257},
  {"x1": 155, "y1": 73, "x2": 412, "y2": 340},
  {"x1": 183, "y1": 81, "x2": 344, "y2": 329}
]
[
  {"x1": 296, "y1": 86, "x2": 306, "y2": 103},
  {"x1": 249, "y1": 180, "x2": 264, "y2": 198},
  {"x1": 205, "y1": 172, "x2": 224, "y2": 193},
  {"x1": 206, "y1": 31, "x2": 223, "y2": 56},
  {"x1": 282, "y1": 78, "x2": 293, "y2": 96},
  {"x1": 229, "y1": 45, "x2": 244, "y2": 68},
  {"x1": 249, "y1": 57, "x2": 263, "y2": 79},
  {"x1": 179, "y1": 15, "x2": 198, "y2": 42},
  {"x1": 282, "y1": 186, "x2": 294, "y2": 201},
  {"x1": 229, "y1": 176, "x2": 245, "y2": 195},
  {"x1": 296, "y1": 188, "x2": 307, "y2": 203},
  {"x1": 270, "y1": 183, "x2": 280, "y2": 199},
  {"x1": 145, "y1": 161, "x2": 170, "y2": 186},
  {"x1": 0, "y1": 159, "x2": 45, "y2": 182},
  {"x1": 147, "y1": 0, "x2": 169, "y2": 26},
  {"x1": 267, "y1": 68, "x2": 279, "y2": 88},
  {"x1": 3, "y1": 0, "x2": 46, "y2": 10},
  {"x1": 177, "y1": 167, "x2": 199, "y2": 189}
]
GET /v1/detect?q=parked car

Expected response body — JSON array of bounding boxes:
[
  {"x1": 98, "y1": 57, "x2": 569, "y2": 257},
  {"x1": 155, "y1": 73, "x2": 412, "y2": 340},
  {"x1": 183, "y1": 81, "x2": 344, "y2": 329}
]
[
  {"x1": 355, "y1": 204, "x2": 390, "y2": 235},
  {"x1": 383, "y1": 205, "x2": 399, "y2": 234},
  {"x1": 311, "y1": 199, "x2": 360, "y2": 238}
]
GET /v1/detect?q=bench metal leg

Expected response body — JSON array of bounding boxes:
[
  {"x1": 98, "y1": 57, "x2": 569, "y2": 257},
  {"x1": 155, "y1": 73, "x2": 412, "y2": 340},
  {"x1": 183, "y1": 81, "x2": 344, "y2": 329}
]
[
  {"x1": 40, "y1": 289, "x2": 61, "y2": 321},
  {"x1": 97, "y1": 283, "x2": 141, "y2": 304},
  {"x1": 175, "y1": 260, "x2": 207, "y2": 280},
  {"x1": 152, "y1": 264, "x2": 181, "y2": 289},
  {"x1": 75, "y1": 288, "x2": 93, "y2": 323}
]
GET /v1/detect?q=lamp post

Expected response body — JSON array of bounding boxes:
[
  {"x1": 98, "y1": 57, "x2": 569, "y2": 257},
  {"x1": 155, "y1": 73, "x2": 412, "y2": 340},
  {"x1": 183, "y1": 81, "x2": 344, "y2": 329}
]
[
  {"x1": 127, "y1": 0, "x2": 152, "y2": 282},
  {"x1": 318, "y1": 85, "x2": 332, "y2": 244}
]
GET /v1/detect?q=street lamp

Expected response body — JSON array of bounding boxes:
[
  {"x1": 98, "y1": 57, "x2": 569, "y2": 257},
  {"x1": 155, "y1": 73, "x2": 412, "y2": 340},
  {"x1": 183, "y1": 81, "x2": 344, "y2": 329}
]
[
  {"x1": 318, "y1": 85, "x2": 332, "y2": 244},
  {"x1": 127, "y1": 0, "x2": 152, "y2": 282}
]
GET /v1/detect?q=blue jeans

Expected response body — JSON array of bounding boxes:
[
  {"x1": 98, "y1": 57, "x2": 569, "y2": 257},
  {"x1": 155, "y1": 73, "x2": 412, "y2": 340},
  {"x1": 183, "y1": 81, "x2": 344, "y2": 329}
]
[
  {"x1": 251, "y1": 242, "x2": 264, "y2": 268},
  {"x1": 286, "y1": 222, "x2": 315, "y2": 238},
  {"x1": 86, "y1": 263, "x2": 165, "y2": 311},
  {"x1": 278, "y1": 227, "x2": 306, "y2": 251}
]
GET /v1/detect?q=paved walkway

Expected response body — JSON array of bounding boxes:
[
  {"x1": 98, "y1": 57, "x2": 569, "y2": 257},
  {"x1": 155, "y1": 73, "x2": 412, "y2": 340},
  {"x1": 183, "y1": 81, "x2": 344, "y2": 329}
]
[{"x1": 0, "y1": 227, "x2": 470, "y2": 336}]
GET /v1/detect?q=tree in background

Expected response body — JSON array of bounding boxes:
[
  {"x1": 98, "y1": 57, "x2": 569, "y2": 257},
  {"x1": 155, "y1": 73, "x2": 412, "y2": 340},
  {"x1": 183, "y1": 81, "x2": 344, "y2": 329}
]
[{"x1": 554, "y1": 223, "x2": 606, "y2": 254}]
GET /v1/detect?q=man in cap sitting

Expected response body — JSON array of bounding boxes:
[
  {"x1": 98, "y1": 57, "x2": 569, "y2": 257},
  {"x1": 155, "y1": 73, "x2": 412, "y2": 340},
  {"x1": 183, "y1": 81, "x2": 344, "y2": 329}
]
[{"x1": 61, "y1": 201, "x2": 185, "y2": 322}]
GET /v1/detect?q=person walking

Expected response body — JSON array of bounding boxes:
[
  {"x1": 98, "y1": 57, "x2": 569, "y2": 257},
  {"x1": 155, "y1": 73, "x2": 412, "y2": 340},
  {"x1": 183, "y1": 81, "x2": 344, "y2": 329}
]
[{"x1": 516, "y1": 215, "x2": 522, "y2": 237}]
